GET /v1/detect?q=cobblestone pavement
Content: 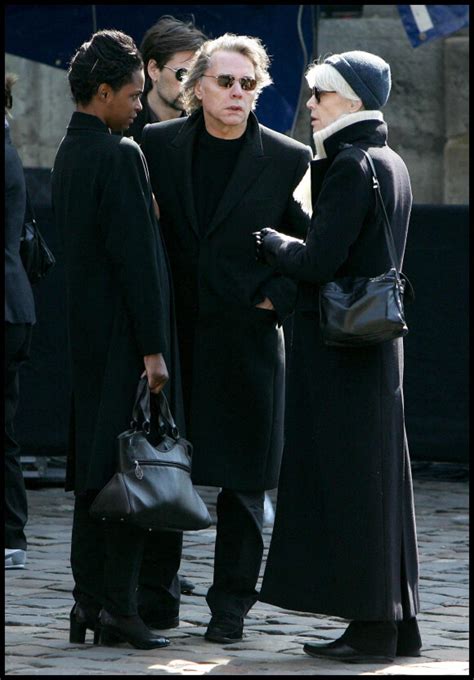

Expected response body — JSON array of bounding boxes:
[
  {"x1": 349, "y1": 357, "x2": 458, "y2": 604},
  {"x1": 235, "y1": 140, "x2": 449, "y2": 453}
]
[{"x1": 5, "y1": 471, "x2": 469, "y2": 675}]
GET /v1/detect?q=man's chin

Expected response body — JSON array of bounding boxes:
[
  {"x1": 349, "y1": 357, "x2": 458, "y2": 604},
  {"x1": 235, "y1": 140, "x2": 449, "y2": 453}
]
[{"x1": 171, "y1": 99, "x2": 185, "y2": 112}]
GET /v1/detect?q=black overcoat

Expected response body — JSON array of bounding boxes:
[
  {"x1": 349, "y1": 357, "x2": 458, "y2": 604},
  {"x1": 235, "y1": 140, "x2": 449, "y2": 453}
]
[
  {"x1": 141, "y1": 110, "x2": 312, "y2": 490},
  {"x1": 4, "y1": 120, "x2": 36, "y2": 324},
  {"x1": 51, "y1": 112, "x2": 183, "y2": 492},
  {"x1": 259, "y1": 118, "x2": 420, "y2": 621}
]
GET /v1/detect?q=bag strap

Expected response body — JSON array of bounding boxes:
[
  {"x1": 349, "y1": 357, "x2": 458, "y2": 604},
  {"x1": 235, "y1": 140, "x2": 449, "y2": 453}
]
[
  {"x1": 357, "y1": 148, "x2": 401, "y2": 273},
  {"x1": 337, "y1": 144, "x2": 415, "y2": 302},
  {"x1": 22, "y1": 188, "x2": 37, "y2": 234},
  {"x1": 157, "y1": 392, "x2": 179, "y2": 438},
  {"x1": 131, "y1": 376, "x2": 179, "y2": 439},
  {"x1": 359, "y1": 149, "x2": 415, "y2": 301},
  {"x1": 131, "y1": 376, "x2": 151, "y2": 432}
]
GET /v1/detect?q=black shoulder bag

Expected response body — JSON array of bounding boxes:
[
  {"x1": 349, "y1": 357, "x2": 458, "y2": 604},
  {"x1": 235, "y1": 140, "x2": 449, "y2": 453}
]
[
  {"x1": 319, "y1": 148, "x2": 414, "y2": 348},
  {"x1": 90, "y1": 377, "x2": 212, "y2": 532},
  {"x1": 20, "y1": 189, "x2": 56, "y2": 284}
]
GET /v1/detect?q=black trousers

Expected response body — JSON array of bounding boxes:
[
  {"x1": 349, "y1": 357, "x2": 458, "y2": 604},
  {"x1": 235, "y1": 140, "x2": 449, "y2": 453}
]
[
  {"x1": 71, "y1": 492, "x2": 182, "y2": 616},
  {"x1": 5, "y1": 323, "x2": 33, "y2": 551},
  {"x1": 206, "y1": 488, "x2": 265, "y2": 618}
]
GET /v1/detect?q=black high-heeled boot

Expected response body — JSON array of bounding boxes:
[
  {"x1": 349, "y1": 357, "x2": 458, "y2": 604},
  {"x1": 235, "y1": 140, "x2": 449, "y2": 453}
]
[
  {"x1": 69, "y1": 602, "x2": 101, "y2": 644},
  {"x1": 96, "y1": 609, "x2": 170, "y2": 650}
]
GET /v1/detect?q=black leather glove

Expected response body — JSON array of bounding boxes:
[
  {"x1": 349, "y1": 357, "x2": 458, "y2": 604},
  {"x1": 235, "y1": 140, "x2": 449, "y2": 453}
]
[
  {"x1": 254, "y1": 228, "x2": 302, "y2": 267},
  {"x1": 253, "y1": 228, "x2": 285, "y2": 266}
]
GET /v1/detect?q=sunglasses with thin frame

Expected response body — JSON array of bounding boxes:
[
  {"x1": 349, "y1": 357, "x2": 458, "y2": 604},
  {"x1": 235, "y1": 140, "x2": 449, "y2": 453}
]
[
  {"x1": 163, "y1": 65, "x2": 188, "y2": 82},
  {"x1": 202, "y1": 73, "x2": 257, "y2": 91},
  {"x1": 312, "y1": 86, "x2": 337, "y2": 103}
]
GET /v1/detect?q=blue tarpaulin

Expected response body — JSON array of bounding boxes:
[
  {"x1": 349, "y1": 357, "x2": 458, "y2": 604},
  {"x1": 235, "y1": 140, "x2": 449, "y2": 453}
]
[
  {"x1": 5, "y1": 4, "x2": 314, "y2": 134},
  {"x1": 397, "y1": 5, "x2": 469, "y2": 47}
]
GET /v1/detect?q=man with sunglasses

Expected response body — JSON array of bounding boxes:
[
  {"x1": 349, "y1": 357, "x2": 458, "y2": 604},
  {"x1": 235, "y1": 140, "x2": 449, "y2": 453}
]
[
  {"x1": 141, "y1": 33, "x2": 312, "y2": 644},
  {"x1": 125, "y1": 15, "x2": 206, "y2": 144}
]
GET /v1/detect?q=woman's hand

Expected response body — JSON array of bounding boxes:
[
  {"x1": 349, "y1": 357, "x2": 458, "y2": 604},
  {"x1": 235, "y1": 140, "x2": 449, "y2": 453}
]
[
  {"x1": 253, "y1": 228, "x2": 283, "y2": 265},
  {"x1": 142, "y1": 353, "x2": 168, "y2": 394},
  {"x1": 255, "y1": 296, "x2": 275, "y2": 310}
]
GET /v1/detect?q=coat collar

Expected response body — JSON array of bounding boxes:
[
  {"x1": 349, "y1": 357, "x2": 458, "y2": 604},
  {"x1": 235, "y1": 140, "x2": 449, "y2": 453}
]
[
  {"x1": 293, "y1": 114, "x2": 388, "y2": 217},
  {"x1": 313, "y1": 112, "x2": 388, "y2": 160},
  {"x1": 169, "y1": 109, "x2": 268, "y2": 238},
  {"x1": 67, "y1": 111, "x2": 110, "y2": 134}
]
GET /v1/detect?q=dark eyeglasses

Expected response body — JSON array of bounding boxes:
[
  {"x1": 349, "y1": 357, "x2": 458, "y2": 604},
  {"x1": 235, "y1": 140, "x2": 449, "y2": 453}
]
[
  {"x1": 163, "y1": 65, "x2": 188, "y2": 82},
  {"x1": 202, "y1": 73, "x2": 257, "y2": 91},
  {"x1": 312, "y1": 86, "x2": 336, "y2": 103}
]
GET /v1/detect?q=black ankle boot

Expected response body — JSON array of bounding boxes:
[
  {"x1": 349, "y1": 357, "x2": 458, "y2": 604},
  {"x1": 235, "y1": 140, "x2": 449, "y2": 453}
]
[
  {"x1": 97, "y1": 609, "x2": 170, "y2": 649},
  {"x1": 69, "y1": 602, "x2": 101, "y2": 644},
  {"x1": 396, "y1": 618, "x2": 422, "y2": 656}
]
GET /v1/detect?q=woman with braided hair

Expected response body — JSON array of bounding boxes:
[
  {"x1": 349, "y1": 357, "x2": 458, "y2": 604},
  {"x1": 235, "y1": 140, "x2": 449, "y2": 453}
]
[{"x1": 52, "y1": 29, "x2": 184, "y2": 650}]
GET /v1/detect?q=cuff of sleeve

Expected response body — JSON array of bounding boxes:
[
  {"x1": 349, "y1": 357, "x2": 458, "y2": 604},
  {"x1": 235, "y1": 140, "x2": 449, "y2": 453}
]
[{"x1": 260, "y1": 281, "x2": 297, "y2": 326}]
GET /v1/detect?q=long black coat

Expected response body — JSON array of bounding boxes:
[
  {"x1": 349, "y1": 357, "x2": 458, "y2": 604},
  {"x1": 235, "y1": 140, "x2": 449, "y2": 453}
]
[
  {"x1": 142, "y1": 110, "x2": 311, "y2": 490},
  {"x1": 4, "y1": 119, "x2": 36, "y2": 324},
  {"x1": 259, "y1": 118, "x2": 420, "y2": 621},
  {"x1": 51, "y1": 112, "x2": 183, "y2": 492}
]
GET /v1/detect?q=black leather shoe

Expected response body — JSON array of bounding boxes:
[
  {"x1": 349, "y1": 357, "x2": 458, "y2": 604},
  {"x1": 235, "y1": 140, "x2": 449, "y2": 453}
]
[
  {"x1": 97, "y1": 609, "x2": 170, "y2": 649},
  {"x1": 141, "y1": 612, "x2": 180, "y2": 630},
  {"x1": 179, "y1": 575, "x2": 195, "y2": 595},
  {"x1": 396, "y1": 644, "x2": 421, "y2": 658},
  {"x1": 69, "y1": 602, "x2": 100, "y2": 644},
  {"x1": 396, "y1": 618, "x2": 422, "y2": 657},
  {"x1": 303, "y1": 639, "x2": 394, "y2": 664},
  {"x1": 205, "y1": 612, "x2": 243, "y2": 644},
  {"x1": 138, "y1": 601, "x2": 180, "y2": 630}
]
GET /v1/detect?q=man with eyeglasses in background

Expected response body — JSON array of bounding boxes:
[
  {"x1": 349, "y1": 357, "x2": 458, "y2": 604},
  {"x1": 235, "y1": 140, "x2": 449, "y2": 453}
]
[
  {"x1": 141, "y1": 33, "x2": 312, "y2": 644},
  {"x1": 125, "y1": 14, "x2": 206, "y2": 144}
]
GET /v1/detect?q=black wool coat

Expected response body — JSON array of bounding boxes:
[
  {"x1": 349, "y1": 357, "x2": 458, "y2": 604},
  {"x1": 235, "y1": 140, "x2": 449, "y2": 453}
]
[
  {"x1": 4, "y1": 120, "x2": 36, "y2": 324},
  {"x1": 259, "y1": 118, "x2": 420, "y2": 621},
  {"x1": 141, "y1": 110, "x2": 312, "y2": 490},
  {"x1": 51, "y1": 112, "x2": 183, "y2": 492}
]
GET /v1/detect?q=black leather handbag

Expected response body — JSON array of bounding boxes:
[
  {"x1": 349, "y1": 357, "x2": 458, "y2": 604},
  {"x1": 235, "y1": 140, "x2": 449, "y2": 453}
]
[
  {"x1": 319, "y1": 148, "x2": 414, "y2": 348},
  {"x1": 20, "y1": 190, "x2": 56, "y2": 284},
  {"x1": 90, "y1": 377, "x2": 212, "y2": 531}
]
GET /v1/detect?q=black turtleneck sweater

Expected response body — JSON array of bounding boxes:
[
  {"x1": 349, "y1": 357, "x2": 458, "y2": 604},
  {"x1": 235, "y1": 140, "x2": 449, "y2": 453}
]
[{"x1": 192, "y1": 125, "x2": 246, "y2": 236}]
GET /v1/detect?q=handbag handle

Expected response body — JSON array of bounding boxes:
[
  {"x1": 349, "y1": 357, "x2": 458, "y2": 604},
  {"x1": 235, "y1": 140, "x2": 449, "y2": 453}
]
[{"x1": 131, "y1": 376, "x2": 179, "y2": 438}]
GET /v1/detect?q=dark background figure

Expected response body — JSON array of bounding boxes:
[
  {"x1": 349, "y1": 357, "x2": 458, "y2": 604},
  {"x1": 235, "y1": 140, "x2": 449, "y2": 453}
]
[
  {"x1": 51, "y1": 29, "x2": 184, "y2": 650},
  {"x1": 256, "y1": 51, "x2": 421, "y2": 664},
  {"x1": 141, "y1": 33, "x2": 312, "y2": 644},
  {"x1": 125, "y1": 14, "x2": 206, "y2": 144},
  {"x1": 4, "y1": 73, "x2": 36, "y2": 571}
]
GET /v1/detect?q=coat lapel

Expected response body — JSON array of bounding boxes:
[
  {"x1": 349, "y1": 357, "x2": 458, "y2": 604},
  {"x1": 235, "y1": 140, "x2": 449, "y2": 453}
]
[
  {"x1": 169, "y1": 110, "x2": 270, "y2": 239},
  {"x1": 169, "y1": 111, "x2": 202, "y2": 238},
  {"x1": 205, "y1": 112, "x2": 269, "y2": 238}
]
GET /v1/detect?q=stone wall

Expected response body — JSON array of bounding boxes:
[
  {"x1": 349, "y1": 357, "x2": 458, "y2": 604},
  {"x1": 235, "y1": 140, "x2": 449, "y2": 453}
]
[{"x1": 5, "y1": 54, "x2": 74, "y2": 169}]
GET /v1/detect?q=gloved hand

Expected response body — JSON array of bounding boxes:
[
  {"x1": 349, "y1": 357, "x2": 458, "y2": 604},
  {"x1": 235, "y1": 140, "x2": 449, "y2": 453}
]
[{"x1": 253, "y1": 228, "x2": 286, "y2": 266}]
